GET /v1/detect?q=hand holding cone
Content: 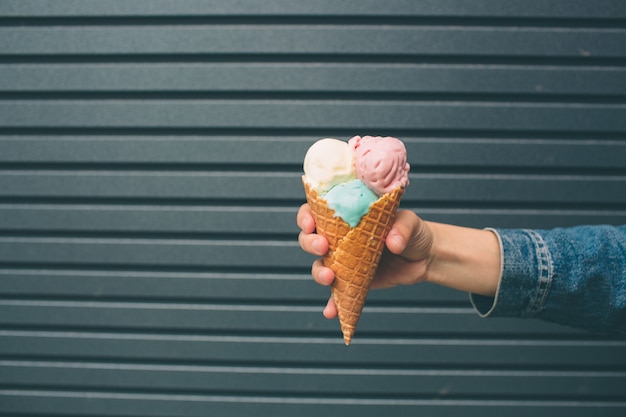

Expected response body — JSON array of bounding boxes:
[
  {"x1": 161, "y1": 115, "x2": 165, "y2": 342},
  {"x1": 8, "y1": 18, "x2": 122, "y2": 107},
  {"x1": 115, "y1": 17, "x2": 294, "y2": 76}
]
[{"x1": 302, "y1": 136, "x2": 409, "y2": 345}]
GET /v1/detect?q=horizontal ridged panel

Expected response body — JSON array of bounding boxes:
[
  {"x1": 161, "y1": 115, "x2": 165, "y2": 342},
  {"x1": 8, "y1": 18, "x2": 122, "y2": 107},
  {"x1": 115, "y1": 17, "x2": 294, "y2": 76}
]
[
  {"x1": 1, "y1": 331, "x2": 624, "y2": 366},
  {"x1": 2, "y1": 102, "x2": 625, "y2": 132},
  {"x1": 2, "y1": 2, "x2": 626, "y2": 416},
  {"x1": 2, "y1": 0, "x2": 625, "y2": 18},
  {"x1": 2, "y1": 360, "x2": 624, "y2": 397},
  {"x1": 2, "y1": 206, "x2": 626, "y2": 234},
  {"x1": 0, "y1": 64, "x2": 624, "y2": 96},
  {"x1": 1, "y1": 172, "x2": 624, "y2": 204},
  {"x1": 1, "y1": 391, "x2": 623, "y2": 417},
  {"x1": 0, "y1": 205, "x2": 297, "y2": 234},
  {"x1": 0, "y1": 269, "x2": 460, "y2": 302},
  {"x1": 1, "y1": 331, "x2": 625, "y2": 415},
  {"x1": 0, "y1": 237, "x2": 304, "y2": 268},
  {"x1": 0, "y1": 300, "x2": 578, "y2": 335},
  {"x1": 1, "y1": 137, "x2": 626, "y2": 168},
  {"x1": 2, "y1": 27, "x2": 625, "y2": 58}
]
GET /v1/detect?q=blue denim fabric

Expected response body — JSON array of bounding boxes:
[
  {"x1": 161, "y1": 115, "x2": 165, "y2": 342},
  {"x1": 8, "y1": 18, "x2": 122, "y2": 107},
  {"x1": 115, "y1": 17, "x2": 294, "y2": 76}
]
[{"x1": 470, "y1": 225, "x2": 626, "y2": 335}]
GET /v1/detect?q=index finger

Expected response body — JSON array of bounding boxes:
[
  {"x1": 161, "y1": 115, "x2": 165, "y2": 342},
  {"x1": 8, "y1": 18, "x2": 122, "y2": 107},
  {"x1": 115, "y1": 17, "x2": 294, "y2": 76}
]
[{"x1": 297, "y1": 203, "x2": 316, "y2": 233}]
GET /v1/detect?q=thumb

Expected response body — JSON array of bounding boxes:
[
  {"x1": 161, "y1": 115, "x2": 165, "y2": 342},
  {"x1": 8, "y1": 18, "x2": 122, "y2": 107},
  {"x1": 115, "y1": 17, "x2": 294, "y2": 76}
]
[{"x1": 386, "y1": 210, "x2": 432, "y2": 261}]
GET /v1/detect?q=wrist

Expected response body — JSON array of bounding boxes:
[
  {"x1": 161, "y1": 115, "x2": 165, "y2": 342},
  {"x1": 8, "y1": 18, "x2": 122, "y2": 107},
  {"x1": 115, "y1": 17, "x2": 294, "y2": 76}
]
[{"x1": 423, "y1": 222, "x2": 500, "y2": 297}]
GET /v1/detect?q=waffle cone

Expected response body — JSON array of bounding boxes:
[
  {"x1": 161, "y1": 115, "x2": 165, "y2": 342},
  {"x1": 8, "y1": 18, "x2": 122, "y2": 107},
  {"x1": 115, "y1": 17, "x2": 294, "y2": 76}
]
[{"x1": 303, "y1": 177, "x2": 404, "y2": 345}]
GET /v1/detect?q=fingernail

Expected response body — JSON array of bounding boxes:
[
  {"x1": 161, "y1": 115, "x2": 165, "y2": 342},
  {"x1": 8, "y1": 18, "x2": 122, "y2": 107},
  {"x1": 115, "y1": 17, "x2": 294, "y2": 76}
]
[{"x1": 389, "y1": 232, "x2": 405, "y2": 250}]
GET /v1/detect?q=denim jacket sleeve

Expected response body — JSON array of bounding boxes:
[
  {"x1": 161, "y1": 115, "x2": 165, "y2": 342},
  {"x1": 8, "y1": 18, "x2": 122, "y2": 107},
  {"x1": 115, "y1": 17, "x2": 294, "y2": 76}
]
[{"x1": 470, "y1": 224, "x2": 626, "y2": 335}]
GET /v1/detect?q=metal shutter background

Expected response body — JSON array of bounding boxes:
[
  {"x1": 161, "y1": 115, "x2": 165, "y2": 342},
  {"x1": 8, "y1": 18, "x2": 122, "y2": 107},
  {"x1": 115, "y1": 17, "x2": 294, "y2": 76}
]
[{"x1": 1, "y1": 1, "x2": 625, "y2": 416}]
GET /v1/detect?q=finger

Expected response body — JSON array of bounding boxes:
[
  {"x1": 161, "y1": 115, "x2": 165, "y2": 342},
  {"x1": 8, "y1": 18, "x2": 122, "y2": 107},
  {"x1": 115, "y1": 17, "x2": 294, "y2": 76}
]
[
  {"x1": 296, "y1": 203, "x2": 315, "y2": 233},
  {"x1": 298, "y1": 231, "x2": 329, "y2": 256},
  {"x1": 385, "y1": 209, "x2": 419, "y2": 255},
  {"x1": 322, "y1": 295, "x2": 338, "y2": 319},
  {"x1": 312, "y1": 258, "x2": 335, "y2": 286}
]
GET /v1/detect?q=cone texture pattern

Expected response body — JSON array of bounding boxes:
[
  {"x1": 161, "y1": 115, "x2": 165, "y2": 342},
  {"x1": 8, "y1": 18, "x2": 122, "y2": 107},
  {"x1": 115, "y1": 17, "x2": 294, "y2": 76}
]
[{"x1": 303, "y1": 178, "x2": 404, "y2": 345}]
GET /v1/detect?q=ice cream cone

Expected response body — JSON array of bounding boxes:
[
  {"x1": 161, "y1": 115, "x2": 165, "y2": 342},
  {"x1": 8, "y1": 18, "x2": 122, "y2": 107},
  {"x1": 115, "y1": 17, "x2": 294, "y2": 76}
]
[{"x1": 303, "y1": 177, "x2": 404, "y2": 345}]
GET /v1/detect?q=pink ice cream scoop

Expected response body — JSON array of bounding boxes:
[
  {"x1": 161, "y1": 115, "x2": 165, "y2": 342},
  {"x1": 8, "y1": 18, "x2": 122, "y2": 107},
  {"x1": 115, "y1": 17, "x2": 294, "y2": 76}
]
[{"x1": 348, "y1": 135, "x2": 410, "y2": 196}]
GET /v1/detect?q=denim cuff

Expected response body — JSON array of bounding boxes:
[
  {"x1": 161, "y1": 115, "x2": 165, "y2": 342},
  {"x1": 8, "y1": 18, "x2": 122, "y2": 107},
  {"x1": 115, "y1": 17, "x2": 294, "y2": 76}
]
[{"x1": 470, "y1": 228, "x2": 553, "y2": 319}]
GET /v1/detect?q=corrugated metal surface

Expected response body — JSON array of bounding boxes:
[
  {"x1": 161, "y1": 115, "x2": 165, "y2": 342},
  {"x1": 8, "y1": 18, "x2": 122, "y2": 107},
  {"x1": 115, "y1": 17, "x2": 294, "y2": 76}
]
[{"x1": 1, "y1": 1, "x2": 625, "y2": 416}]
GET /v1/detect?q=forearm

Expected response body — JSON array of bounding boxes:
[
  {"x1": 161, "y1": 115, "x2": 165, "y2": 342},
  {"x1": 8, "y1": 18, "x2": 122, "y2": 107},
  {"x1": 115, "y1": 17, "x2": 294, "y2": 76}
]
[{"x1": 424, "y1": 221, "x2": 501, "y2": 297}]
